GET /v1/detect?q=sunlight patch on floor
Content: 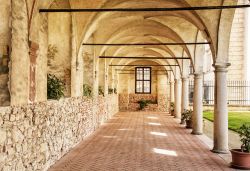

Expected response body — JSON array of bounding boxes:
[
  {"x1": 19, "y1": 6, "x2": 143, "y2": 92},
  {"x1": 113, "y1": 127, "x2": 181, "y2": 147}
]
[
  {"x1": 148, "y1": 122, "x2": 161, "y2": 126},
  {"x1": 153, "y1": 148, "x2": 177, "y2": 157},
  {"x1": 150, "y1": 132, "x2": 167, "y2": 137},
  {"x1": 147, "y1": 116, "x2": 159, "y2": 120}
]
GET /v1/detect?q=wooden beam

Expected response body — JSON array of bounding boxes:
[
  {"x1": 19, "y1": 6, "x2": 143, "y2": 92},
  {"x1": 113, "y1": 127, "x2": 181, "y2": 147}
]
[
  {"x1": 40, "y1": 5, "x2": 250, "y2": 13},
  {"x1": 83, "y1": 42, "x2": 209, "y2": 46},
  {"x1": 99, "y1": 56, "x2": 190, "y2": 59}
]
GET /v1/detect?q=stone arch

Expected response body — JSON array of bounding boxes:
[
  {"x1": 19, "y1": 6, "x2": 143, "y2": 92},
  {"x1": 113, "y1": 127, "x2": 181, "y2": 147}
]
[{"x1": 215, "y1": 0, "x2": 238, "y2": 64}]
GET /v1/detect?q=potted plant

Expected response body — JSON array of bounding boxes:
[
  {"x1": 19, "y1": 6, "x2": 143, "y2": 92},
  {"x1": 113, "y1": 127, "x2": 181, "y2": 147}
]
[
  {"x1": 180, "y1": 110, "x2": 187, "y2": 125},
  {"x1": 230, "y1": 124, "x2": 250, "y2": 169},
  {"x1": 170, "y1": 102, "x2": 175, "y2": 116},
  {"x1": 182, "y1": 109, "x2": 193, "y2": 129}
]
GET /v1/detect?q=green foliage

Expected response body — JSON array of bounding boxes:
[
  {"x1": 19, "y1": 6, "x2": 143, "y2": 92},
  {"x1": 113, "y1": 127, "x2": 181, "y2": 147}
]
[
  {"x1": 98, "y1": 86, "x2": 104, "y2": 96},
  {"x1": 114, "y1": 88, "x2": 117, "y2": 94},
  {"x1": 47, "y1": 74, "x2": 65, "y2": 100},
  {"x1": 203, "y1": 111, "x2": 250, "y2": 133},
  {"x1": 238, "y1": 124, "x2": 250, "y2": 153},
  {"x1": 182, "y1": 109, "x2": 193, "y2": 121},
  {"x1": 83, "y1": 84, "x2": 92, "y2": 97},
  {"x1": 108, "y1": 88, "x2": 114, "y2": 94},
  {"x1": 137, "y1": 100, "x2": 157, "y2": 110}
]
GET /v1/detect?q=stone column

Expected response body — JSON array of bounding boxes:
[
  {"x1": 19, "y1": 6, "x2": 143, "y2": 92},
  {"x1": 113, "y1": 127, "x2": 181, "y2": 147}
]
[
  {"x1": 192, "y1": 73, "x2": 203, "y2": 135},
  {"x1": 104, "y1": 60, "x2": 108, "y2": 96},
  {"x1": 180, "y1": 77, "x2": 189, "y2": 124},
  {"x1": 71, "y1": 21, "x2": 83, "y2": 97},
  {"x1": 212, "y1": 64, "x2": 230, "y2": 153},
  {"x1": 10, "y1": 0, "x2": 30, "y2": 105},
  {"x1": 181, "y1": 77, "x2": 189, "y2": 112},
  {"x1": 170, "y1": 81, "x2": 175, "y2": 103},
  {"x1": 174, "y1": 79, "x2": 181, "y2": 119},
  {"x1": 36, "y1": 13, "x2": 48, "y2": 102}
]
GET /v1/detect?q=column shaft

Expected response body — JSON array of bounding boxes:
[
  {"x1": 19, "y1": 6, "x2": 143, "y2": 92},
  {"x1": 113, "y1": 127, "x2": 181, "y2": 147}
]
[
  {"x1": 192, "y1": 74, "x2": 203, "y2": 135},
  {"x1": 212, "y1": 65, "x2": 229, "y2": 153},
  {"x1": 10, "y1": 0, "x2": 30, "y2": 105},
  {"x1": 181, "y1": 78, "x2": 189, "y2": 112},
  {"x1": 174, "y1": 79, "x2": 181, "y2": 119},
  {"x1": 170, "y1": 81, "x2": 175, "y2": 103}
]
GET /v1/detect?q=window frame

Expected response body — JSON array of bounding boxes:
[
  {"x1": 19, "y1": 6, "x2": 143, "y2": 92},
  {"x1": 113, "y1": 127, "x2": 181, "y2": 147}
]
[{"x1": 135, "y1": 67, "x2": 152, "y2": 94}]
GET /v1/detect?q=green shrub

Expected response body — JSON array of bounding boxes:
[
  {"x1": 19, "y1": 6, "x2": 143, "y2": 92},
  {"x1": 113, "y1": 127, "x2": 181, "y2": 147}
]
[
  {"x1": 47, "y1": 74, "x2": 65, "y2": 100},
  {"x1": 238, "y1": 124, "x2": 250, "y2": 153},
  {"x1": 138, "y1": 100, "x2": 156, "y2": 110},
  {"x1": 83, "y1": 84, "x2": 92, "y2": 97}
]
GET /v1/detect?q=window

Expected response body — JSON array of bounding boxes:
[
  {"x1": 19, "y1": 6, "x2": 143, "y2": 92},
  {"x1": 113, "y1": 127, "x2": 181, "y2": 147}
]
[{"x1": 135, "y1": 67, "x2": 151, "y2": 94}]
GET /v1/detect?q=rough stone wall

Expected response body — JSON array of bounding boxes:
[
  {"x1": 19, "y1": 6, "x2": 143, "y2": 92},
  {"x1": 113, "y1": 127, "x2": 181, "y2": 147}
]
[
  {"x1": 0, "y1": 95, "x2": 119, "y2": 171},
  {"x1": 119, "y1": 94, "x2": 168, "y2": 112}
]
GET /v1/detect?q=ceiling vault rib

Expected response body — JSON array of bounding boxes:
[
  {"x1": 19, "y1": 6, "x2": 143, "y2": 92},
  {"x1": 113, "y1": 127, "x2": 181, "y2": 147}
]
[
  {"x1": 40, "y1": 5, "x2": 250, "y2": 13},
  {"x1": 82, "y1": 43, "x2": 210, "y2": 46},
  {"x1": 99, "y1": 56, "x2": 190, "y2": 59}
]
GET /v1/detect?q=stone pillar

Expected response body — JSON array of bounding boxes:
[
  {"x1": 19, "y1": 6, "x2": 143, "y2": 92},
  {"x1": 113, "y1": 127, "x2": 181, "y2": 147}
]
[
  {"x1": 180, "y1": 77, "x2": 189, "y2": 124},
  {"x1": 181, "y1": 77, "x2": 189, "y2": 112},
  {"x1": 10, "y1": 0, "x2": 30, "y2": 105},
  {"x1": 170, "y1": 81, "x2": 175, "y2": 103},
  {"x1": 192, "y1": 73, "x2": 203, "y2": 135},
  {"x1": 212, "y1": 64, "x2": 230, "y2": 153},
  {"x1": 36, "y1": 13, "x2": 48, "y2": 102},
  {"x1": 174, "y1": 79, "x2": 181, "y2": 119},
  {"x1": 71, "y1": 21, "x2": 83, "y2": 97},
  {"x1": 104, "y1": 60, "x2": 108, "y2": 96}
]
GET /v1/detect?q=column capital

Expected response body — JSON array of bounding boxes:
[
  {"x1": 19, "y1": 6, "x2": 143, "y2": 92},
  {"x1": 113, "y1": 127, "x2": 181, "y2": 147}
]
[
  {"x1": 181, "y1": 77, "x2": 189, "y2": 81},
  {"x1": 194, "y1": 73, "x2": 203, "y2": 79},
  {"x1": 174, "y1": 78, "x2": 181, "y2": 83},
  {"x1": 213, "y1": 63, "x2": 231, "y2": 72}
]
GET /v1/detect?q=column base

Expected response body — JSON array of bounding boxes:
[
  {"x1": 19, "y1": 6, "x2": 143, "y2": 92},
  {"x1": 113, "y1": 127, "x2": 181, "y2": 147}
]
[
  {"x1": 191, "y1": 131, "x2": 203, "y2": 135},
  {"x1": 211, "y1": 148, "x2": 229, "y2": 154}
]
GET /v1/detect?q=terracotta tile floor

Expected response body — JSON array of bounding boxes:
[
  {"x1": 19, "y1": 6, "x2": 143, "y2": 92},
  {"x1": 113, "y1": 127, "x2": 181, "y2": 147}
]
[{"x1": 49, "y1": 112, "x2": 233, "y2": 171}]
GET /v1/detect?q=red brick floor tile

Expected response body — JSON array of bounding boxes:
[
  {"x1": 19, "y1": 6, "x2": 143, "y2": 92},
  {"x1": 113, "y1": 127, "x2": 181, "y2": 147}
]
[{"x1": 49, "y1": 112, "x2": 234, "y2": 171}]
